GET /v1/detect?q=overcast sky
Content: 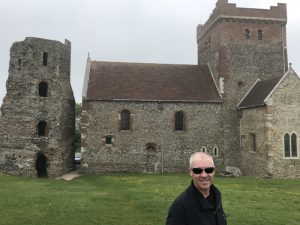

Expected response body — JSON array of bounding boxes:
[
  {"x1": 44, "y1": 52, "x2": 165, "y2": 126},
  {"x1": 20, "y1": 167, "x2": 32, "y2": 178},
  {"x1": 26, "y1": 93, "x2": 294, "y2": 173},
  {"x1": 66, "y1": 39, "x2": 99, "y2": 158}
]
[{"x1": 0, "y1": 0, "x2": 299, "y2": 103}]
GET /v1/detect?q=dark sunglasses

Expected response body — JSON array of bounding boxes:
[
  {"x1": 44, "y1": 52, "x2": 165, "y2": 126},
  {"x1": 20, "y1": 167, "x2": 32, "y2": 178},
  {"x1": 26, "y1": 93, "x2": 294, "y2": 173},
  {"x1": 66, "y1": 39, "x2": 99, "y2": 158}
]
[{"x1": 191, "y1": 167, "x2": 215, "y2": 174}]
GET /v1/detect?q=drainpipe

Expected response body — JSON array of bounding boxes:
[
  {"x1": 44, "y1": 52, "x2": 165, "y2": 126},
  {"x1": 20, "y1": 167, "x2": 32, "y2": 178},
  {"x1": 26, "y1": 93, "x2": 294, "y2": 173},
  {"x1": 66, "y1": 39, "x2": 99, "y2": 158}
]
[{"x1": 158, "y1": 102, "x2": 164, "y2": 173}]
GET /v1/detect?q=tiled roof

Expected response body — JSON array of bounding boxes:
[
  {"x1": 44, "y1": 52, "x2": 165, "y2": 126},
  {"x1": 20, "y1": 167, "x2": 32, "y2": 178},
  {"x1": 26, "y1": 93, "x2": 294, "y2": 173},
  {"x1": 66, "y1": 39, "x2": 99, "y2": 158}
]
[
  {"x1": 237, "y1": 76, "x2": 282, "y2": 109},
  {"x1": 84, "y1": 61, "x2": 221, "y2": 102}
]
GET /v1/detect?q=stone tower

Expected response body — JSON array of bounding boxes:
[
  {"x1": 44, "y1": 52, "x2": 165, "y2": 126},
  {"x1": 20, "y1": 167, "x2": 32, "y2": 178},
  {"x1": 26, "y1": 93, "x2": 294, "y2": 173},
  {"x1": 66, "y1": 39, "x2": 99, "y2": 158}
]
[
  {"x1": 197, "y1": 0, "x2": 288, "y2": 166},
  {"x1": 0, "y1": 37, "x2": 75, "y2": 177}
]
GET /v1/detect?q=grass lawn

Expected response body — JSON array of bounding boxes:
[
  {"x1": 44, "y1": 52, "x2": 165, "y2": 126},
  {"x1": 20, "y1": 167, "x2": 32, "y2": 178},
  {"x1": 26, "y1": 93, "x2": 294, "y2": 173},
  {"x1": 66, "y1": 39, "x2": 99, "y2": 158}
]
[{"x1": 0, "y1": 172, "x2": 299, "y2": 225}]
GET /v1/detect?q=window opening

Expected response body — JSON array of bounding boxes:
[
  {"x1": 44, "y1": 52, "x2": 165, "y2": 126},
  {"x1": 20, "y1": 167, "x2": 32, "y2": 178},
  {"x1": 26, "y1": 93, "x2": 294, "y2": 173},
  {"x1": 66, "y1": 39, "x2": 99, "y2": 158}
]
[
  {"x1": 175, "y1": 111, "x2": 184, "y2": 131},
  {"x1": 245, "y1": 29, "x2": 250, "y2": 39},
  {"x1": 121, "y1": 110, "x2": 130, "y2": 130},
  {"x1": 106, "y1": 136, "x2": 112, "y2": 145},
  {"x1": 201, "y1": 146, "x2": 207, "y2": 153},
  {"x1": 213, "y1": 147, "x2": 218, "y2": 156},
  {"x1": 284, "y1": 133, "x2": 290, "y2": 157},
  {"x1": 38, "y1": 82, "x2": 48, "y2": 97},
  {"x1": 42, "y1": 52, "x2": 48, "y2": 66},
  {"x1": 250, "y1": 133, "x2": 256, "y2": 151},
  {"x1": 258, "y1": 29, "x2": 263, "y2": 40},
  {"x1": 291, "y1": 133, "x2": 297, "y2": 157},
  {"x1": 37, "y1": 121, "x2": 47, "y2": 136}
]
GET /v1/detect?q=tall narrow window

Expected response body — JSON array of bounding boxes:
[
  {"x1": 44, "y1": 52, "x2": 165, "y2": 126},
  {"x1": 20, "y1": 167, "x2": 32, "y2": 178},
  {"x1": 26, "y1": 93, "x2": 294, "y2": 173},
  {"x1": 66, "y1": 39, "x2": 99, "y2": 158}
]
[
  {"x1": 284, "y1": 133, "x2": 290, "y2": 157},
  {"x1": 38, "y1": 82, "x2": 48, "y2": 97},
  {"x1": 43, "y1": 52, "x2": 48, "y2": 66},
  {"x1": 250, "y1": 133, "x2": 256, "y2": 151},
  {"x1": 291, "y1": 133, "x2": 297, "y2": 157},
  {"x1": 258, "y1": 29, "x2": 263, "y2": 40},
  {"x1": 245, "y1": 29, "x2": 250, "y2": 39},
  {"x1": 37, "y1": 121, "x2": 47, "y2": 136},
  {"x1": 175, "y1": 111, "x2": 184, "y2": 131},
  {"x1": 121, "y1": 110, "x2": 130, "y2": 130},
  {"x1": 213, "y1": 147, "x2": 218, "y2": 156}
]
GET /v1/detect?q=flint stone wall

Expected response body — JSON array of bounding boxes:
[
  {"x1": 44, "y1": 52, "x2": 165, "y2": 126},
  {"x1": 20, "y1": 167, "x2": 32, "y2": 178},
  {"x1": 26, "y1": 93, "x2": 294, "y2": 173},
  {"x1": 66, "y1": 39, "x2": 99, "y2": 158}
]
[
  {"x1": 81, "y1": 100, "x2": 224, "y2": 174},
  {"x1": 0, "y1": 37, "x2": 75, "y2": 177}
]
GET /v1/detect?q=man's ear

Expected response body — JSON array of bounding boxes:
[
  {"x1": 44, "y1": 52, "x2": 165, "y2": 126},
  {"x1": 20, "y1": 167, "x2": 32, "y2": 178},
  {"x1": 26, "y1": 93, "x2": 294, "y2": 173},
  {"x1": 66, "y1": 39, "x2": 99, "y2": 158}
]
[{"x1": 188, "y1": 168, "x2": 193, "y2": 177}]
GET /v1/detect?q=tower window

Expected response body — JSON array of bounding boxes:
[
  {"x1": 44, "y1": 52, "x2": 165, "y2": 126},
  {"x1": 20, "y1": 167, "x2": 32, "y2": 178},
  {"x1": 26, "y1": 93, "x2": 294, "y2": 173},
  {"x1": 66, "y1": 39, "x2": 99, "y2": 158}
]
[
  {"x1": 42, "y1": 52, "x2": 48, "y2": 66},
  {"x1": 121, "y1": 109, "x2": 131, "y2": 130},
  {"x1": 245, "y1": 29, "x2": 250, "y2": 39},
  {"x1": 38, "y1": 82, "x2": 48, "y2": 97},
  {"x1": 175, "y1": 111, "x2": 185, "y2": 131},
  {"x1": 37, "y1": 121, "x2": 47, "y2": 136},
  {"x1": 258, "y1": 29, "x2": 263, "y2": 40}
]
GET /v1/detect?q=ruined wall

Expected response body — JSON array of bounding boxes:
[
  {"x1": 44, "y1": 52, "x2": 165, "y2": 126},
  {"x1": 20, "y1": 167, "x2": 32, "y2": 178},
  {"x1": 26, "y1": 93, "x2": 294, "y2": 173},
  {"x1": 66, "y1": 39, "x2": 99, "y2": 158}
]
[
  {"x1": 0, "y1": 37, "x2": 75, "y2": 177},
  {"x1": 81, "y1": 100, "x2": 224, "y2": 174}
]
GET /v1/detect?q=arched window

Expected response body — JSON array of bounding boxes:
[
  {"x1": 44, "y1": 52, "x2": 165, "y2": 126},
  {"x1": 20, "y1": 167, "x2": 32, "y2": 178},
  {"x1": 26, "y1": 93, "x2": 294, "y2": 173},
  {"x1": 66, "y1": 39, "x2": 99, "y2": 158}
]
[
  {"x1": 121, "y1": 110, "x2": 130, "y2": 130},
  {"x1": 291, "y1": 133, "x2": 297, "y2": 157},
  {"x1": 245, "y1": 29, "x2": 250, "y2": 39},
  {"x1": 284, "y1": 133, "x2": 290, "y2": 157},
  {"x1": 175, "y1": 111, "x2": 184, "y2": 131},
  {"x1": 213, "y1": 147, "x2": 218, "y2": 156},
  {"x1": 38, "y1": 82, "x2": 48, "y2": 97},
  {"x1": 201, "y1": 146, "x2": 207, "y2": 153},
  {"x1": 37, "y1": 121, "x2": 47, "y2": 136}
]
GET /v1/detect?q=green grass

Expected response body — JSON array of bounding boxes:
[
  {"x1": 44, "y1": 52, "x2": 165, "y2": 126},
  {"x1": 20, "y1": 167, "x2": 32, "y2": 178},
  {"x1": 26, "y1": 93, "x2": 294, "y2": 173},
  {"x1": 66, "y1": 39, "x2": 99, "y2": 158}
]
[{"x1": 0, "y1": 173, "x2": 299, "y2": 225}]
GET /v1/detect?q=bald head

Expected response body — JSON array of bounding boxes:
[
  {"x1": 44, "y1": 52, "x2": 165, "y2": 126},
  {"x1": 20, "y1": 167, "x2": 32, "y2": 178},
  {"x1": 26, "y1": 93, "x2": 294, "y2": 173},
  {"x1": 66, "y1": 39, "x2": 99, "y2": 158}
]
[{"x1": 189, "y1": 152, "x2": 214, "y2": 168}]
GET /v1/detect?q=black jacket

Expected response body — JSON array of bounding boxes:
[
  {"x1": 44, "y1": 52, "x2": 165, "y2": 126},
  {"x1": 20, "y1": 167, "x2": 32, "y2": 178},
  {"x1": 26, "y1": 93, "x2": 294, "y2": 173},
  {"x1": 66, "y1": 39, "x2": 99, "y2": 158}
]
[{"x1": 166, "y1": 181, "x2": 227, "y2": 225}]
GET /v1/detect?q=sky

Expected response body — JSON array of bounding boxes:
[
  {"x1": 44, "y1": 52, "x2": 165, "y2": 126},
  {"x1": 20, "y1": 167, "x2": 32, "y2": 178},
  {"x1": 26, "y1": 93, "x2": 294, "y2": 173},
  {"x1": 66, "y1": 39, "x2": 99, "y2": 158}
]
[{"x1": 0, "y1": 0, "x2": 299, "y2": 103}]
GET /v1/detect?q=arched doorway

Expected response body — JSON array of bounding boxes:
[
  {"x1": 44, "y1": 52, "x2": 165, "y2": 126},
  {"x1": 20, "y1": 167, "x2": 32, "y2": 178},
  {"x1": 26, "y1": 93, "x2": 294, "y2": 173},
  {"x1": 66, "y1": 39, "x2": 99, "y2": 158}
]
[
  {"x1": 36, "y1": 152, "x2": 48, "y2": 177},
  {"x1": 145, "y1": 143, "x2": 159, "y2": 173}
]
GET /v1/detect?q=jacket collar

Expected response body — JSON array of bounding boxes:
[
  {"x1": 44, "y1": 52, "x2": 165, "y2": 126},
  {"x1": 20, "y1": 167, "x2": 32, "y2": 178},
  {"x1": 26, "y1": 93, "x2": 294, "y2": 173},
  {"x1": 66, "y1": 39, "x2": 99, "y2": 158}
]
[{"x1": 191, "y1": 180, "x2": 221, "y2": 210}]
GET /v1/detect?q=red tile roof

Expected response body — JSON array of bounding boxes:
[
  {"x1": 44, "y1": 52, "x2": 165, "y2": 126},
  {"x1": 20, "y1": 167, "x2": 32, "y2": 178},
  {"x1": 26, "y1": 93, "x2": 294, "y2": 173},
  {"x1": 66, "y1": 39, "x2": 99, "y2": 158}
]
[{"x1": 85, "y1": 61, "x2": 221, "y2": 102}]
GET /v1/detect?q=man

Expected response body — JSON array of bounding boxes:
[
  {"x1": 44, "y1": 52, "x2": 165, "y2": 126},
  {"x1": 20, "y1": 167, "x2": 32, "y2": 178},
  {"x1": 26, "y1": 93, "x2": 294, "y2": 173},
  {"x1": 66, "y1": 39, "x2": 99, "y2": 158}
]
[{"x1": 166, "y1": 152, "x2": 227, "y2": 225}]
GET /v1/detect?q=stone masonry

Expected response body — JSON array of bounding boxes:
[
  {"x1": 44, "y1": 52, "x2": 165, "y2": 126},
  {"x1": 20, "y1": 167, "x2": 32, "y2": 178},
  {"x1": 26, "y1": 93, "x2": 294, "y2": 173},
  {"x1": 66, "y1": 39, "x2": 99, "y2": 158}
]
[{"x1": 0, "y1": 37, "x2": 75, "y2": 178}]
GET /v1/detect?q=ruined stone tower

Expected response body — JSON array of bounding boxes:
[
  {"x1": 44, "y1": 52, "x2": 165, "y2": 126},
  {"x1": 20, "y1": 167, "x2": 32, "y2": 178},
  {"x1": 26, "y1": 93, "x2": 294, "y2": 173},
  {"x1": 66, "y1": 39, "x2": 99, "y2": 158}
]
[
  {"x1": 0, "y1": 37, "x2": 75, "y2": 177},
  {"x1": 197, "y1": 0, "x2": 288, "y2": 167}
]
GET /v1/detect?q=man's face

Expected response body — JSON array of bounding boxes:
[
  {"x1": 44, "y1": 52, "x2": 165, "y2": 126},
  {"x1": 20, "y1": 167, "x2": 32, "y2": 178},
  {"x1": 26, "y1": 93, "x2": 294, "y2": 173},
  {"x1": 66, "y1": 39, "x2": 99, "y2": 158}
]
[{"x1": 189, "y1": 154, "x2": 215, "y2": 194}]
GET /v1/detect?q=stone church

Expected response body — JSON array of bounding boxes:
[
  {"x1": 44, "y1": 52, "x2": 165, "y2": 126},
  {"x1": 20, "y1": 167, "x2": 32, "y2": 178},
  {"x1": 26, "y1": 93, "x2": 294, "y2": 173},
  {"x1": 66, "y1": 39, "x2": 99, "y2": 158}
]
[
  {"x1": 80, "y1": 0, "x2": 300, "y2": 178},
  {"x1": 0, "y1": 0, "x2": 299, "y2": 178}
]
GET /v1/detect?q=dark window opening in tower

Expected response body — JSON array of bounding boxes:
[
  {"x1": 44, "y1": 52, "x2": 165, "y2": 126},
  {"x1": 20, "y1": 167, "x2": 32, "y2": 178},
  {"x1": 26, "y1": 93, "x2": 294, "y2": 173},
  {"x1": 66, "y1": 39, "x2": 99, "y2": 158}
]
[
  {"x1": 121, "y1": 110, "x2": 130, "y2": 130},
  {"x1": 36, "y1": 152, "x2": 48, "y2": 178},
  {"x1": 18, "y1": 59, "x2": 21, "y2": 68},
  {"x1": 175, "y1": 111, "x2": 184, "y2": 131},
  {"x1": 43, "y1": 52, "x2": 48, "y2": 66},
  {"x1": 38, "y1": 82, "x2": 48, "y2": 97},
  {"x1": 37, "y1": 121, "x2": 47, "y2": 136},
  {"x1": 245, "y1": 29, "x2": 250, "y2": 39},
  {"x1": 258, "y1": 29, "x2": 263, "y2": 40}
]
